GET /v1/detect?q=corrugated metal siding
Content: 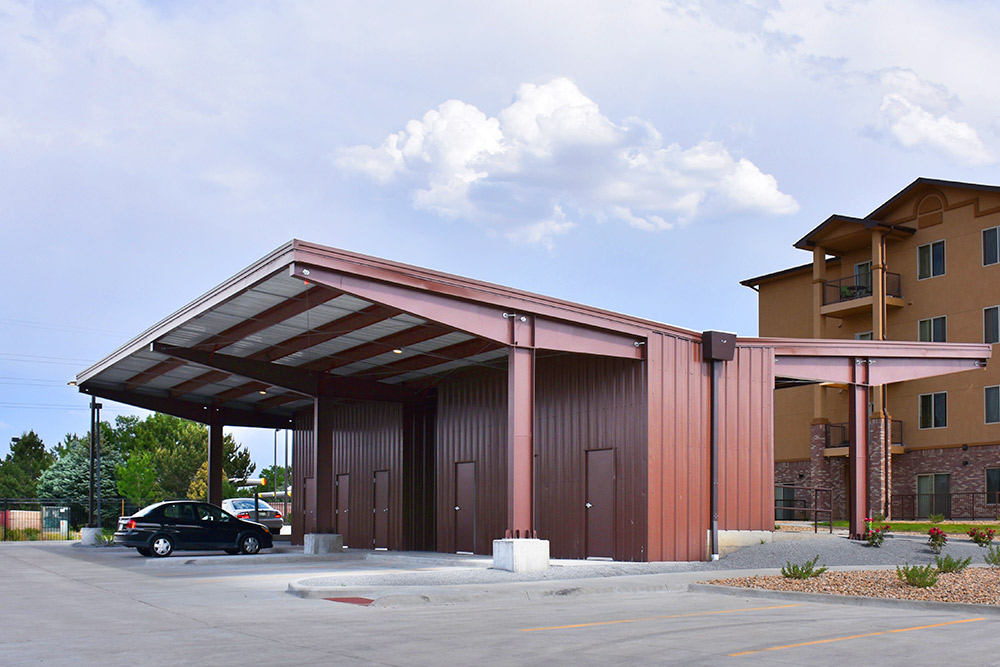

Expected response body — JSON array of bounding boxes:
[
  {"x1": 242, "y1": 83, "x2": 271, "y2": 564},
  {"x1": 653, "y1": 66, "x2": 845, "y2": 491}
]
[
  {"x1": 647, "y1": 335, "x2": 775, "y2": 562},
  {"x1": 535, "y1": 354, "x2": 647, "y2": 560},
  {"x1": 647, "y1": 332, "x2": 710, "y2": 561},
  {"x1": 328, "y1": 402, "x2": 404, "y2": 550},
  {"x1": 718, "y1": 346, "x2": 774, "y2": 531},
  {"x1": 291, "y1": 409, "x2": 314, "y2": 545},
  {"x1": 435, "y1": 369, "x2": 507, "y2": 555}
]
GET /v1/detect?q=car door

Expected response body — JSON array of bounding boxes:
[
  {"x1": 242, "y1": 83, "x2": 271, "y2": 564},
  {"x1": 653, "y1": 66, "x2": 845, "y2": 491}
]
[
  {"x1": 163, "y1": 503, "x2": 203, "y2": 549},
  {"x1": 195, "y1": 503, "x2": 240, "y2": 549}
]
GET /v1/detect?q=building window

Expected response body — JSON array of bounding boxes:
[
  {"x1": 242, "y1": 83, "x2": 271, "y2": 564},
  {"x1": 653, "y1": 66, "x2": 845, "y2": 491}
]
[
  {"x1": 988, "y1": 469, "x2": 1000, "y2": 505},
  {"x1": 918, "y1": 240, "x2": 945, "y2": 279},
  {"x1": 917, "y1": 473, "x2": 951, "y2": 518},
  {"x1": 919, "y1": 392, "x2": 947, "y2": 429},
  {"x1": 855, "y1": 331, "x2": 873, "y2": 341},
  {"x1": 855, "y1": 261, "x2": 872, "y2": 296},
  {"x1": 986, "y1": 306, "x2": 999, "y2": 344},
  {"x1": 985, "y1": 226, "x2": 1000, "y2": 266},
  {"x1": 987, "y1": 386, "x2": 1000, "y2": 424},
  {"x1": 918, "y1": 316, "x2": 947, "y2": 342}
]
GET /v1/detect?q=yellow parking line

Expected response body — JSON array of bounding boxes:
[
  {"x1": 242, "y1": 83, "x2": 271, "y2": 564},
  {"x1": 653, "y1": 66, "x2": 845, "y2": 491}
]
[
  {"x1": 730, "y1": 617, "x2": 986, "y2": 656},
  {"x1": 520, "y1": 604, "x2": 802, "y2": 632}
]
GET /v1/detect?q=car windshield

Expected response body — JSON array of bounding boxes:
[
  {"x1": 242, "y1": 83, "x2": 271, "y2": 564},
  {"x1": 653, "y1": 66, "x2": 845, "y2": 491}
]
[{"x1": 229, "y1": 499, "x2": 273, "y2": 511}]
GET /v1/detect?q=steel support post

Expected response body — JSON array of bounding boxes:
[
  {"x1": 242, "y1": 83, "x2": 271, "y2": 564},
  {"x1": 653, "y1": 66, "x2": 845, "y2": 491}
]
[
  {"x1": 848, "y1": 367, "x2": 870, "y2": 539},
  {"x1": 313, "y1": 396, "x2": 335, "y2": 533},
  {"x1": 208, "y1": 408, "x2": 225, "y2": 506},
  {"x1": 506, "y1": 346, "x2": 535, "y2": 537}
]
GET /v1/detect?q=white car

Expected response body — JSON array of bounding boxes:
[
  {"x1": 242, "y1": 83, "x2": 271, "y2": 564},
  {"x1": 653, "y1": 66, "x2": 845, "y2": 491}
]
[{"x1": 221, "y1": 498, "x2": 284, "y2": 535}]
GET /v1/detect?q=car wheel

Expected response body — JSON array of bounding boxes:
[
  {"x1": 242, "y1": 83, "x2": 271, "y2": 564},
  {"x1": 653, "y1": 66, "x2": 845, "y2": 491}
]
[
  {"x1": 239, "y1": 533, "x2": 261, "y2": 555},
  {"x1": 150, "y1": 535, "x2": 174, "y2": 557},
  {"x1": 136, "y1": 547, "x2": 152, "y2": 557},
  {"x1": 224, "y1": 548, "x2": 239, "y2": 555}
]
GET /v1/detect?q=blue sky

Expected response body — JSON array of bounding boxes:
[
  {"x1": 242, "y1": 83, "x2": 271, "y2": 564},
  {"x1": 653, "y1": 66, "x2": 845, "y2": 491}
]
[{"x1": 3, "y1": 0, "x2": 1000, "y2": 472}]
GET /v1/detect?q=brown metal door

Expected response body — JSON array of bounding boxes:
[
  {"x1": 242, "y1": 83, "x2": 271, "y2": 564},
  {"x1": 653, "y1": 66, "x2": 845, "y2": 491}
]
[
  {"x1": 336, "y1": 474, "x2": 349, "y2": 544},
  {"x1": 373, "y1": 470, "x2": 389, "y2": 549},
  {"x1": 454, "y1": 461, "x2": 476, "y2": 553},
  {"x1": 585, "y1": 449, "x2": 615, "y2": 559}
]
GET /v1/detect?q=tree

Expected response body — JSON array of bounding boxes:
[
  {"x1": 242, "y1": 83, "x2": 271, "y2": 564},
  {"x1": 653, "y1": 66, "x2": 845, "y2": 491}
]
[
  {"x1": 115, "y1": 449, "x2": 160, "y2": 506},
  {"x1": 186, "y1": 461, "x2": 242, "y2": 501},
  {"x1": 0, "y1": 430, "x2": 55, "y2": 498},
  {"x1": 256, "y1": 464, "x2": 289, "y2": 493},
  {"x1": 102, "y1": 414, "x2": 254, "y2": 501},
  {"x1": 36, "y1": 434, "x2": 121, "y2": 502}
]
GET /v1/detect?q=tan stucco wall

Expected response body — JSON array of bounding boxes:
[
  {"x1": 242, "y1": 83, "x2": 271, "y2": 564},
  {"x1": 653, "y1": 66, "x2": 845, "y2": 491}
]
[{"x1": 755, "y1": 184, "x2": 1000, "y2": 464}]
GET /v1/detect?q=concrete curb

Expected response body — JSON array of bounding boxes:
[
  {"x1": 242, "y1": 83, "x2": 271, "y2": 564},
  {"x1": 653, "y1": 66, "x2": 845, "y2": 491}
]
[{"x1": 689, "y1": 582, "x2": 1000, "y2": 617}]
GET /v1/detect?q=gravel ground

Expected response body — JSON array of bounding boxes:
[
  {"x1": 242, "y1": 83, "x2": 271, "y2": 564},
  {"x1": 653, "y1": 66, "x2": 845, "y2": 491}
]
[
  {"x1": 705, "y1": 532, "x2": 1000, "y2": 605},
  {"x1": 709, "y1": 568, "x2": 1000, "y2": 605}
]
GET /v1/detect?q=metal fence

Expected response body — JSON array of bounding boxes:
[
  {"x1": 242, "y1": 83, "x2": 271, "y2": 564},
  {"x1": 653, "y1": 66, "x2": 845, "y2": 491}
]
[
  {"x1": 891, "y1": 493, "x2": 1000, "y2": 521},
  {"x1": 775, "y1": 484, "x2": 833, "y2": 532},
  {"x1": 0, "y1": 498, "x2": 142, "y2": 541}
]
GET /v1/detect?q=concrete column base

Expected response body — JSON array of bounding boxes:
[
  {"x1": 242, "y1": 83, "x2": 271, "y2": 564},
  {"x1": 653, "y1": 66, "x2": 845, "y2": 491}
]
[
  {"x1": 492, "y1": 538, "x2": 550, "y2": 572},
  {"x1": 79, "y1": 527, "x2": 103, "y2": 546},
  {"x1": 304, "y1": 533, "x2": 343, "y2": 554}
]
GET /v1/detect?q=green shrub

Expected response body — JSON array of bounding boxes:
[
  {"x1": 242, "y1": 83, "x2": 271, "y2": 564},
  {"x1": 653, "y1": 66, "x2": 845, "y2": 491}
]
[
  {"x1": 896, "y1": 563, "x2": 939, "y2": 588},
  {"x1": 5, "y1": 528, "x2": 41, "y2": 542},
  {"x1": 781, "y1": 555, "x2": 828, "y2": 579},
  {"x1": 934, "y1": 554, "x2": 971, "y2": 573},
  {"x1": 968, "y1": 528, "x2": 996, "y2": 547},
  {"x1": 985, "y1": 544, "x2": 1000, "y2": 569},
  {"x1": 928, "y1": 513, "x2": 945, "y2": 524}
]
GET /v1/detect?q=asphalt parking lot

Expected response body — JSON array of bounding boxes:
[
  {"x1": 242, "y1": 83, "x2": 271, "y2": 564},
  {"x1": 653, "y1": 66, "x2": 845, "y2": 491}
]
[{"x1": 2, "y1": 540, "x2": 999, "y2": 666}]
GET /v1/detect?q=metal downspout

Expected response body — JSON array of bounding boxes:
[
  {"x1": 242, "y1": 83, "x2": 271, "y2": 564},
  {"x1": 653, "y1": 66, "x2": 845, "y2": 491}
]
[{"x1": 710, "y1": 360, "x2": 720, "y2": 561}]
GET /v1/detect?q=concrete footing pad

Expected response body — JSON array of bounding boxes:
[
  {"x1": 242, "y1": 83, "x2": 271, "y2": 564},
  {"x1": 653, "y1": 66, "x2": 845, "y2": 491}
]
[
  {"x1": 304, "y1": 533, "x2": 343, "y2": 554},
  {"x1": 79, "y1": 527, "x2": 103, "y2": 546},
  {"x1": 492, "y1": 538, "x2": 549, "y2": 572}
]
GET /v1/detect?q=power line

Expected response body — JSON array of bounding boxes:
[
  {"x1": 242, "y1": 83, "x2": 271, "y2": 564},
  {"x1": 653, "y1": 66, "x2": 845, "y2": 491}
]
[
  {"x1": 0, "y1": 316, "x2": 127, "y2": 337},
  {"x1": 0, "y1": 402, "x2": 130, "y2": 412}
]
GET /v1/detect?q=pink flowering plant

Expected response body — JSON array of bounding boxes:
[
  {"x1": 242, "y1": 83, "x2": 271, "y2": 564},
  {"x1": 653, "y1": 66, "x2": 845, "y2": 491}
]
[
  {"x1": 863, "y1": 517, "x2": 890, "y2": 547},
  {"x1": 927, "y1": 527, "x2": 947, "y2": 554},
  {"x1": 967, "y1": 527, "x2": 996, "y2": 547}
]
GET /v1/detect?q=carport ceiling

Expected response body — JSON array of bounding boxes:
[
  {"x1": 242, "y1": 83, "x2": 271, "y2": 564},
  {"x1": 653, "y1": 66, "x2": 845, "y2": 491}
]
[{"x1": 76, "y1": 248, "x2": 514, "y2": 428}]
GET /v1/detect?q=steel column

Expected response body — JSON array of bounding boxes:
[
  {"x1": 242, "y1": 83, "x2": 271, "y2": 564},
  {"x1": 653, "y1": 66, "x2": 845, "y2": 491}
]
[
  {"x1": 313, "y1": 396, "x2": 335, "y2": 533},
  {"x1": 848, "y1": 358, "x2": 870, "y2": 539},
  {"x1": 506, "y1": 346, "x2": 535, "y2": 537},
  {"x1": 208, "y1": 409, "x2": 224, "y2": 506}
]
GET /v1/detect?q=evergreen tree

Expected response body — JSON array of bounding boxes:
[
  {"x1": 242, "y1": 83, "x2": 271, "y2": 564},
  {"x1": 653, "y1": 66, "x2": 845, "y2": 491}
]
[
  {"x1": 36, "y1": 434, "x2": 121, "y2": 501},
  {"x1": 0, "y1": 430, "x2": 56, "y2": 498}
]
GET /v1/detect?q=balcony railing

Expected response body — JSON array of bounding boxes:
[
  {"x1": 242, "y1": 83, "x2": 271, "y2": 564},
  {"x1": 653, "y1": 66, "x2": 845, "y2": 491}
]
[
  {"x1": 822, "y1": 271, "x2": 901, "y2": 306},
  {"x1": 825, "y1": 420, "x2": 903, "y2": 448}
]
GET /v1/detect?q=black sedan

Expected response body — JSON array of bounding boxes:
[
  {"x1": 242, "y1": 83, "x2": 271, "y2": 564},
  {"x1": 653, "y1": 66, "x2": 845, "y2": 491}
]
[{"x1": 115, "y1": 500, "x2": 273, "y2": 557}]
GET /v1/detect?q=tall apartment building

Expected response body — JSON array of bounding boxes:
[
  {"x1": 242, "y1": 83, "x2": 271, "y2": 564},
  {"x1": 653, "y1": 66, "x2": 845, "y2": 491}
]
[{"x1": 742, "y1": 178, "x2": 1000, "y2": 519}]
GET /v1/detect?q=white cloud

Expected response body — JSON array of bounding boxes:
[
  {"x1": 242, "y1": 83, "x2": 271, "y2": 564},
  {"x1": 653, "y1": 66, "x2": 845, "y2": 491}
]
[
  {"x1": 875, "y1": 69, "x2": 995, "y2": 166},
  {"x1": 336, "y1": 78, "x2": 797, "y2": 246}
]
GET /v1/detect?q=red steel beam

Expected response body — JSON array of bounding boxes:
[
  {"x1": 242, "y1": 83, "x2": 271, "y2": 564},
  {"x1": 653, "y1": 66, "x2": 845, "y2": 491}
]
[
  {"x1": 355, "y1": 338, "x2": 504, "y2": 381},
  {"x1": 302, "y1": 323, "x2": 451, "y2": 372},
  {"x1": 848, "y1": 358, "x2": 870, "y2": 540},
  {"x1": 124, "y1": 285, "x2": 342, "y2": 390},
  {"x1": 506, "y1": 346, "x2": 535, "y2": 537},
  {"x1": 168, "y1": 305, "x2": 399, "y2": 397}
]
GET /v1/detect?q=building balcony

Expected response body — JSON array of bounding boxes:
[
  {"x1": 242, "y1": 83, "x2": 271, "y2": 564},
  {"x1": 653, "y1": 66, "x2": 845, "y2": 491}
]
[
  {"x1": 820, "y1": 271, "x2": 904, "y2": 317},
  {"x1": 823, "y1": 419, "x2": 905, "y2": 457}
]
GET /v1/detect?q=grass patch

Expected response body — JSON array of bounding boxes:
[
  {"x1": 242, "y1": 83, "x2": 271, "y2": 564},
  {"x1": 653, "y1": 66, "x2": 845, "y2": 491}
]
[{"x1": 810, "y1": 520, "x2": 1000, "y2": 535}]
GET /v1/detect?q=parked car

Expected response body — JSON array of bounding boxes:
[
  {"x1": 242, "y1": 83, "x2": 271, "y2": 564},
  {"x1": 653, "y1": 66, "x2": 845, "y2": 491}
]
[
  {"x1": 114, "y1": 500, "x2": 273, "y2": 557},
  {"x1": 221, "y1": 498, "x2": 284, "y2": 535}
]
